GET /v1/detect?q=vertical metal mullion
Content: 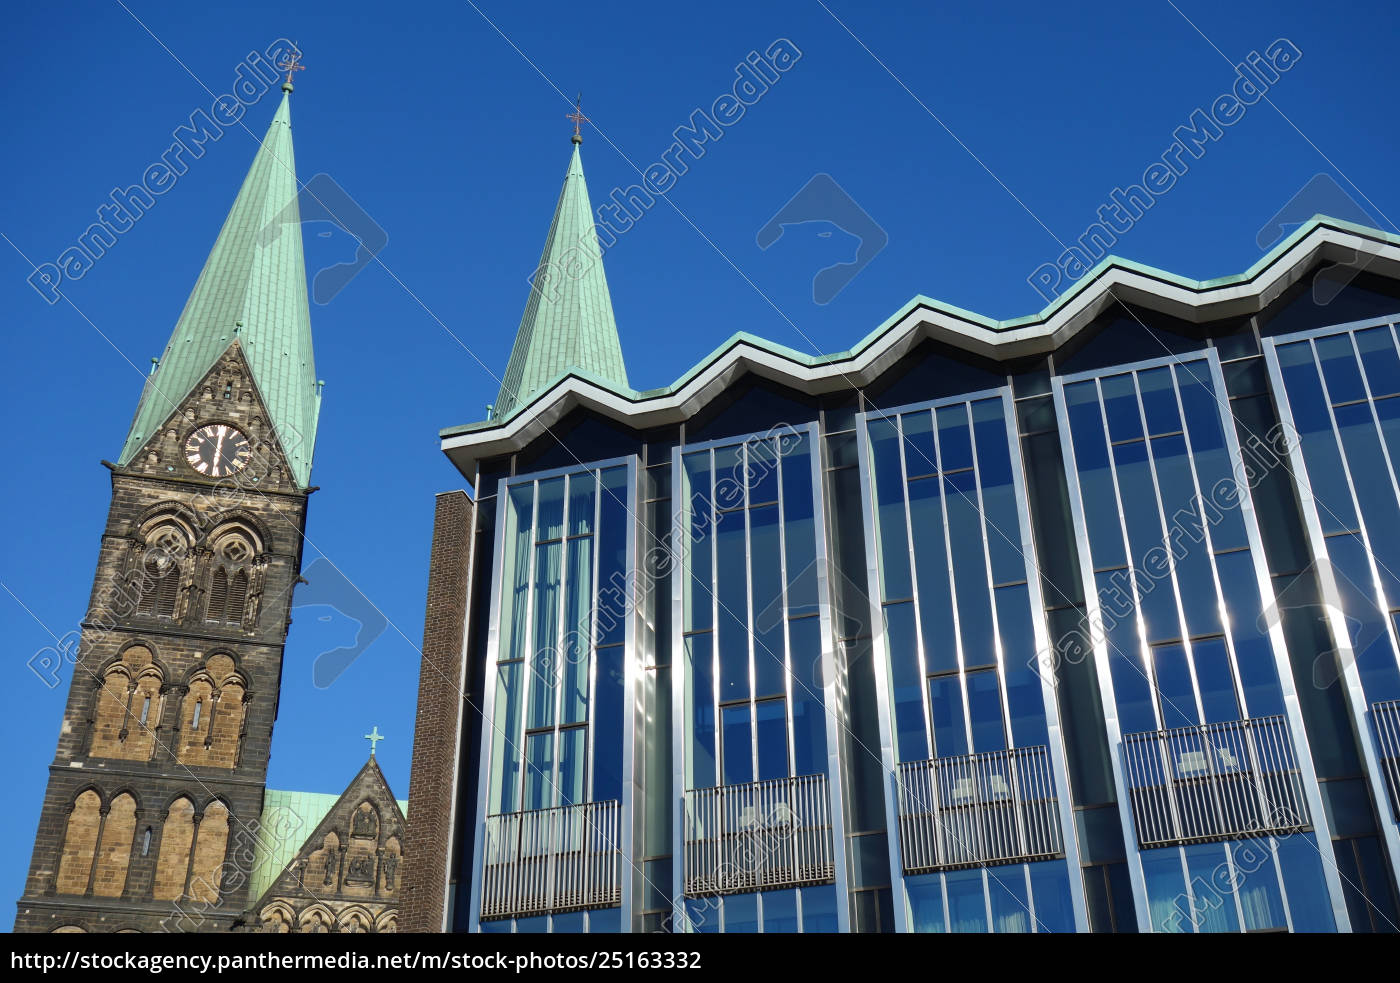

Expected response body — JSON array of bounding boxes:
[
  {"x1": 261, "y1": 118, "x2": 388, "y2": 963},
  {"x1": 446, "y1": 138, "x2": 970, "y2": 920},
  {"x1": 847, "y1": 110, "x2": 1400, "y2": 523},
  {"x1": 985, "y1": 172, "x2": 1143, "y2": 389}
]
[
  {"x1": 550, "y1": 480, "x2": 572, "y2": 815},
  {"x1": 898, "y1": 412, "x2": 937, "y2": 761},
  {"x1": 776, "y1": 443, "x2": 797, "y2": 778},
  {"x1": 586, "y1": 472, "x2": 602, "y2": 804},
  {"x1": 743, "y1": 442, "x2": 759, "y2": 783}
]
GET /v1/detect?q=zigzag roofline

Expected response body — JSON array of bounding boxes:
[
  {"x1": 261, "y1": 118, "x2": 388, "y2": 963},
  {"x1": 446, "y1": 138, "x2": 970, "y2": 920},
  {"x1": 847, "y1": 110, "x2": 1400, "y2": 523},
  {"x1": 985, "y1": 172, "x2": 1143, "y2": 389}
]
[{"x1": 441, "y1": 217, "x2": 1400, "y2": 479}]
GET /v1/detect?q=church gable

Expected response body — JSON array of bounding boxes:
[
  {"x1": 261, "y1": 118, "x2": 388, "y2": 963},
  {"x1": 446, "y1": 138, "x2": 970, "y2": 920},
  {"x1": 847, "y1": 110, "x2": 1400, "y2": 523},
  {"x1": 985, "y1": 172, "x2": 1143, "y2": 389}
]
[
  {"x1": 246, "y1": 757, "x2": 406, "y2": 933},
  {"x1": 120, "y1": 342, "x2": 304, "y2": 496}
]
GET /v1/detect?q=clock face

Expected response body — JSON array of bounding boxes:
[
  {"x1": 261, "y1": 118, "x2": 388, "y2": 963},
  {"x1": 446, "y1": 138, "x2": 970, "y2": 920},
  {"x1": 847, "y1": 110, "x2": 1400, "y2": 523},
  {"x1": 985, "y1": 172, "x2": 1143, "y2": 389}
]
[{"x1": 184, "y1": 424, "x2": 252, "y2": 477}]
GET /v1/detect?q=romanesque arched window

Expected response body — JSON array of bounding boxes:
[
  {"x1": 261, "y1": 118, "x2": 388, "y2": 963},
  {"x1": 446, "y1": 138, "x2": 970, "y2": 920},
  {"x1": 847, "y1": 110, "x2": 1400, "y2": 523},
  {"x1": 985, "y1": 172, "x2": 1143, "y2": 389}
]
[
  {"x1": 90, "y1": 645, "x2": 163, "y2": 761},
  {"x1": 134, "y1": 520, "x2": 189, "y2": 620},
  {"x1": 91, "y1": 792, "x2": 137, "y2": 898},
  {"x1": 177, "y1": 654, "x2": 247, "y2": 769},
  {"x1": 187, "y1": 800, "x2": 230, "y2": 905},
  {"x1": 204, "y1": 524, "x2": 260, "y2": 629},
  {"x1": 55, "y1": 791, "x2": 102, "y2": 895},
  {"x1": 152, "y1": 797, "x2": 195, "y2": 901}
]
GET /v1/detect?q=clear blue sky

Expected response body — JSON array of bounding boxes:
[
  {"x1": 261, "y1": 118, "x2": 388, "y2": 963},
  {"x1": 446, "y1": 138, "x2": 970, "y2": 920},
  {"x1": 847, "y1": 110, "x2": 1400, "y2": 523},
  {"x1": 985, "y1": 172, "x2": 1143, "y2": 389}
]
[{"x1": 2, "y1": 0, "x2": 1396, "y2": 913}]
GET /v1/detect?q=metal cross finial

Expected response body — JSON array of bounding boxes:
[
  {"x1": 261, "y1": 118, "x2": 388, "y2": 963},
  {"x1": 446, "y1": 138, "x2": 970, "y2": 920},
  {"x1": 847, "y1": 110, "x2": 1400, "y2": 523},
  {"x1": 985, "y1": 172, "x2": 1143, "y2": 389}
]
[
  {"x1": 278, "y1": 46, "x2": 306, "y2": 88},
  {"x1": 567, "y1": 94, "x2": 587, "y2": 144},
  {"x1": 364, "y1": 726, "x2": 384, "y2": 755}
]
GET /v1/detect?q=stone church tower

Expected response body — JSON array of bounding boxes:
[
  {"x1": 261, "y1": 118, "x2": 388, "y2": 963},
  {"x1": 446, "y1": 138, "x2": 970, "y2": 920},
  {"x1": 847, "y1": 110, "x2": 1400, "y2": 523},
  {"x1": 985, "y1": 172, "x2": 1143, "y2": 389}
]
[{"x1": 15, "y1": 79, "x2": 322, "y2": 933}]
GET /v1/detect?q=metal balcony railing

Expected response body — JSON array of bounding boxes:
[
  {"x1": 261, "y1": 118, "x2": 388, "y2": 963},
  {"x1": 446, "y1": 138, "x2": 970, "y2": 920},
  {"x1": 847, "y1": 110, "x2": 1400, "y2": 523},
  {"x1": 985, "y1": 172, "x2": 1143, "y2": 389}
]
[
  {"x1": 1122, "y1": 715, "x2": 1310, "y2": 849},
  {"x1": 1373, "y1": 700, "x2": 1400, "y2": 821},
  {"x1": 896, "y1": 745, "x2": 1063, "y2": 873},
  {"x1": 480, "y1": 800, "x2": 621, "y2": 920},
  {"x1": 683, "y1": 774, "x2": 835, "y2": 897}
]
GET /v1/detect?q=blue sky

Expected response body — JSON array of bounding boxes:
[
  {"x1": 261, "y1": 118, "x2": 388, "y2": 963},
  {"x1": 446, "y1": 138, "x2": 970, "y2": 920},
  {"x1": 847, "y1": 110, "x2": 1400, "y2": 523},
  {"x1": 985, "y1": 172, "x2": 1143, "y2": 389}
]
[{"x1": 2, "y1": 0, "x2": 1397, "y2": 913}]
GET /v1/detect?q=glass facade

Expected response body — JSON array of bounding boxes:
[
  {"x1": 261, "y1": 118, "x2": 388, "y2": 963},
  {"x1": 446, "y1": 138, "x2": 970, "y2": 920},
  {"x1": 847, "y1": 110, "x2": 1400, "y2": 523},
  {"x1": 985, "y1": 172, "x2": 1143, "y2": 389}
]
[{"x1": 457, "y1": 308, "x2": 1400, "y2": 933}]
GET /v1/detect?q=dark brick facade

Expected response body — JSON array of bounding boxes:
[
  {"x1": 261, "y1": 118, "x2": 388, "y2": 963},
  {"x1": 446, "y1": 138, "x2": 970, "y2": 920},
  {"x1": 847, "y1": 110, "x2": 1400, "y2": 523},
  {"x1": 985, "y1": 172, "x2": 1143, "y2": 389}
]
[
  {"x1": 401, "y1": 491, "x2": 474, "y2": 933},
  {"x1": 15, "y1": 346, "x2": 311, "y2": 933}
]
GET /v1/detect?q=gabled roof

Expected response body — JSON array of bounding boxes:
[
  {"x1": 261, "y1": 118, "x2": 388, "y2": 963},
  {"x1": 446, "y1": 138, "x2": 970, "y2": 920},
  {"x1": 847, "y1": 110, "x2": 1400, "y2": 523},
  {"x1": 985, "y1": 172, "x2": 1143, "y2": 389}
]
[
  {"x1": 442, "y1": 216, "x2": 1400, "y2": 479},
  {"x1": 248, "y1": 756, "x2": 407, "y2": 905},
  {"x1": 119, "y1": 88, "x2": 320, "y2": 487},
  {"x1": 492, "y1": 142, "x2": 628, "y2": 419}
]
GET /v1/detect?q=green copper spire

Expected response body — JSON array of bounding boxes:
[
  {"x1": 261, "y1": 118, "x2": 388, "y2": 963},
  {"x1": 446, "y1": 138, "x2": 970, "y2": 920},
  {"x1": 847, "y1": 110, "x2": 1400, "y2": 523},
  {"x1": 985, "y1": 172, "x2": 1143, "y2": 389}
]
[
  {"x1": 119, "y1": 87, "x2": 320, "y2": 486},
  {"x1": 493, "y1": 141, "x2": 627, "y2": 420}
]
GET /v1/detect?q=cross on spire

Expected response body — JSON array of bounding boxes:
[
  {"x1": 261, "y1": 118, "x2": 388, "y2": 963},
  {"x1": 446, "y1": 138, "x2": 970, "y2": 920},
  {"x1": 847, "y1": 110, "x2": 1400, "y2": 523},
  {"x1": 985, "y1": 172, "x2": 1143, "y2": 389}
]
[
  {"x1": 364, "y1": 726, "x2": 384, "y2": 755},
  {"x1": 278, "y1": 45, "x2": 305, "y2": 90},
  {"x1": 567, "y1": 94, "x2": 587, "y2": 144}
]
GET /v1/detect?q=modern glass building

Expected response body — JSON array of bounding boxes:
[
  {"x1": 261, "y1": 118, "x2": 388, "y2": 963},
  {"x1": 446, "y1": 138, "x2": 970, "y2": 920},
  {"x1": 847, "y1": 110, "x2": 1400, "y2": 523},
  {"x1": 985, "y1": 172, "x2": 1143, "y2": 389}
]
[{"x1": 405, "y1": 136, "x2": 1400, "y2": 933}]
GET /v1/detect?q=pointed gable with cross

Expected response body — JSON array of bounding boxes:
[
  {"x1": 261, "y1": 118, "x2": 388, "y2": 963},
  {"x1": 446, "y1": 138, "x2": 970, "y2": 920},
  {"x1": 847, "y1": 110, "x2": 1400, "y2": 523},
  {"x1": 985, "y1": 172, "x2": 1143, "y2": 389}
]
[{"x1": 243, "y1": 755, "x2": 408, "y2": 933}]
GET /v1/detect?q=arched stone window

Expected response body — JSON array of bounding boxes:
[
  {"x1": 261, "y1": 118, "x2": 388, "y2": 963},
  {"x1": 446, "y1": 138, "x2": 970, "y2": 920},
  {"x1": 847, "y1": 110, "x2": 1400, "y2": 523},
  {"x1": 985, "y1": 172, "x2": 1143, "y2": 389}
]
[
  {"x1": 337, "y1": 907, "x2": 371, "y2": 933},
  {"x1": 91, "y1": 792, "x2": 137, "y2": 898},
  {"x1": 90, "y1": 646, "x2": 162, "y2": 761},
  {"x1": 375, "y1": 911, "x2": 399, "y2": 933},
  {"x1": 134, "y1": 521, "x2": 189, "y2": 620},
  {"x1": 204, "y1": 523, "x2": 261, "y2": 629},
  {"x1": 298, "y1": 906, "x2": 333, "y2": 933},
  {"x1": 258, "y1": 902, "x2": 294, "y2": 933},
  {"x1": 55, "y1": 791, "x2": 102, "y2": 895},
  {"x1": 152, "y1": 797, "x2": 195, "y2": 900},
  {"x1": 188, "y1": 800, "x2": 230, "y2": 904},
  {"x1": 177, "y1": 655, "x2": 247, "y2": 769}
]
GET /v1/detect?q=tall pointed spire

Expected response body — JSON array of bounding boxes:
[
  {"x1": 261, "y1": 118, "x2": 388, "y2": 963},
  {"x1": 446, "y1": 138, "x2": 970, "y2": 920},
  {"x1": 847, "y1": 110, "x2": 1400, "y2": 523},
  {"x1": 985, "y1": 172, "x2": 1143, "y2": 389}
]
[
  {"x1": 493, "y1": 132, "x2": 627, "y2": 420},
  {"x1": 119, "y1": 85, "x2": 320, "y2": 486}
]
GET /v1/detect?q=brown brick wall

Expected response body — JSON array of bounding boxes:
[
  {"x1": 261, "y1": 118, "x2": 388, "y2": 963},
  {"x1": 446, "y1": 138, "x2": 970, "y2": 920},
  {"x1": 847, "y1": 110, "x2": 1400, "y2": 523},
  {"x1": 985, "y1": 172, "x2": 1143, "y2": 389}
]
[
  {"x1": 401, "y1": 490, "x2": 475, "y2": 932},
  {"x1": 188, "y1": 802, "x2": 229, "y2": 905},
  {"x1": 55, "y1": 791, "x2": 101, "y2": 895},
  {"x1": 152, "y1": 798, "x2": 195, "y2": 901},
  {"x1": 91, "y1": 793, "x2": 136, "y2": 898}
]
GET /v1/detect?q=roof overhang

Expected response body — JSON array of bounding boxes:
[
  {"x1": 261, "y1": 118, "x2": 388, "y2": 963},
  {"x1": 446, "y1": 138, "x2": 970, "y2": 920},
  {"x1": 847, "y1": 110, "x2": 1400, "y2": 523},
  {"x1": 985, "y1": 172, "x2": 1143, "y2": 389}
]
[{"x1": 442, "y1": 217, "x2": 1400, "y2": 480}]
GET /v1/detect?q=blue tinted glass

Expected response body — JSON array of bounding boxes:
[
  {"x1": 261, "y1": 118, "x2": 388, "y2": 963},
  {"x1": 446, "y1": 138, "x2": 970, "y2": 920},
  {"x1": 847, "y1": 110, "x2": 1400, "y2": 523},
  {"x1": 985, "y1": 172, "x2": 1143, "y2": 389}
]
[
  {"x1": 593, "y1": 646, "x2": 624, "y2": 801},
  {"x1": 1190, "y1": 637, "x2": 1239, "y2": 724},
  {"x1": 516, "y1": 915, "x2": 548, "y2": 934},
  {"x1": 1185, "y1": 842, "x2": 1239, "y2": 933},
  {"x1": 1316, "y1": 333, "x2": 1367, "y2": 404},
  {"x1": 715, "y1": 509, "x2": 750, "y2": 702},
  {"x1": 1141, "y1": 847, "x2": 1191, "y2": 933},
  {"x1": 480, "y1": 919, "x2": 511, "y2": 933},
  {"x1": 529, "y1": 540, "x2": 562, "y2": 728},
  {"x1": 597, "y1": 468, "x2": 629, "y2": 646},
  {"x1": 780, "y1": 445, "x2": 817, "y2": 616},
  {"x1": 1150, "y1": 434, "x2": 1222, "y2": 636},
  {"x1": 886, "y1": 601, "x2": 927, "y2": 762},
  {"x1": 724, "y1": 893, "x2": 758, "y2": 933},
  {"x1": 989, "y1": 867, "x2": 1032, "y2": 933},
  {"x1": 787, "y1": 616, "x2": 827, "y2": 775},
  {"x1": 756, "y1": 698, "x2": 788, "y2": 781},
  {"x1": 588, "y1": 908, "x2": 621, "y2": 933},
  {"x1": 908, "y1": 476, "x2": 957, "y2": 675},
  {"x1": 1274, "y1": 833, "x2": 1336, "y2": 931},
  {"x1": 966, "y1": 669, "x2": 1006, "y2": 752},
  {"x1": 685, "y1": 897, "x2": 719, "y2": 933},
  {"x1": 687, "y1": 633, "x2": 716, "y2": 789},
  {"x1": 747, "y1": 438, "x2": 780, "y2": 506},
  {"x1": 763, "y1": 890, "x2": 799, "y2": 933},
  {"x1": 1280, "y1": 347, "x2": 1359, "y2": 534},
  {"x1": 561, "y1": 537, "x2": 592, "y2": 724},
  {"x1": 504, "y1": 485, "x2": 535, "y2": 662},
  {"x1": 1230, "y1": 839, "x2": 1286, "y2": 931},
  {"x1": 929, "y1": 674, "x2": 968, "y2": 758},
  {"x1": 750, "y1": 505, "x2": 786, "y2": 699},
  {"x1": 552, "y1": 910, "x2": 585, "y2": 933},
  {"x1": 800, "y1": 885, "x2": 838, "y2": 932},
  {"x1": 946, "y1": 869, "x2": 988, "y2": 933},
  {"x1": 996, "y1": 583, "x2": 1050, "y2": 748},
  {"x1": 1354, "y1": 836, "x2": 1400, "y2": 932},
  {"x1": 1066, "y1": 384, "x2": 1126, "y2": 570},
  {"x1": 1114, "y1": 441, "x2": 1180, "y2": 644},
  {"x1": 1153, "y1": 644, "x2": 1198, "y2": 729},
  {"x1": 1100, "y1": 373, "x2": 1143, "y2": 443},
  {"x1": 1138, "y1": 367, "x2": 1181, "y2": 436},
  {"x1": 946, "y1": 469, "x2": 995, "y2": 666},
  {"x1": 972, "y1": 398, "x2": 1025, "y2": 586},
  {"x1": 1334, "y1": 400, "x2": 1400, "y2": 602},
  {"x1": 524, "y1": 732, "x2": 552, "y2": 811},
  {"x1": 1098, "y1": 570, "x2": 1155, "y2": 734},
  {"x1": 558, "y1": 726, "x2": 585, "y2": 805},
  {"x1": 492, "y1": 662, "x2": 522, "y2": 813},
  {"x1": 721, "y1": 704, "x2": 752, "y2": 785},
  {"x1": 536, "y1": 477, "x2": 566, "y2": 540},
  {"x1": 714, "y1": 445, "x2": 743, "y2": 511},
  {"x1": 902, "y1": 409, "x2": 937, "y2": 478},
  {"x1": 907, "y1": 873, "x2": 946, "y2": 933},
  {"x1": 1331, "y1": 533, "x2": 1400, "y2": 702},
  {"x1": 870, "y1": 417, "x2": 912, "y2": 601},
  {"x1": 1356, "y1": 326, "x2": 1400, "y2": 397},
  {"x1": 1213, "y1": 550, "x2": 1284, "y2": 717},
  {"x1": 1028, "y1": 861, "x2": 1076, "y2": 933},
  {"x1": 683, "y1": 453, "x2": 714, "y2": 633},
  {"x1": 566, "y1": 472, "x2": 595, "y2": 537},
  {"x1": 937, "y1": 403, "x2": 974, "y2": 473}
]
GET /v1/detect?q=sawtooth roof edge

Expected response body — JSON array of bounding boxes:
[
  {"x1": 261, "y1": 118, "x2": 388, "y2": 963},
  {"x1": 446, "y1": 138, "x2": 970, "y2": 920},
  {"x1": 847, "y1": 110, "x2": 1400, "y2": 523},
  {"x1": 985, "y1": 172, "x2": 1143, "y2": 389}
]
[{"x1": 442, "y1": 216, "x2": 1400, "y2": 478}]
